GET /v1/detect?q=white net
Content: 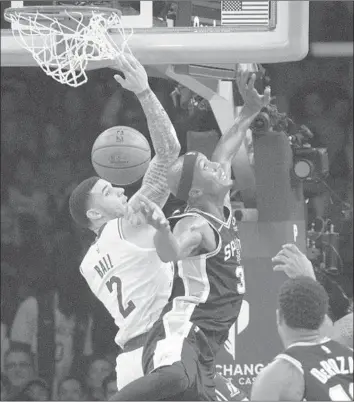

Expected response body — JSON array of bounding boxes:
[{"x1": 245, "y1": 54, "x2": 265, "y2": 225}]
[{"x1": 5, "y1": 6, "x2": 133, "y2": 87}]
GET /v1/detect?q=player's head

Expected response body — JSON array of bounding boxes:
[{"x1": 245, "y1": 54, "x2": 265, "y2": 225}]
[
  {"x1": 167, "y1": 152, "x2": 233, "y2": 204},
  {"x1": 69, "y1": 177, "x2": 128, "y2": 231},
  {"x1": 276, "y1": 276, "x2": 329, "y2": 343}
]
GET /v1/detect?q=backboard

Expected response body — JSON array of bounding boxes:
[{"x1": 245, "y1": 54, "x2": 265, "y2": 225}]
[{"x1": 1, "y1": 0, "x2": 309, "y2": 68}]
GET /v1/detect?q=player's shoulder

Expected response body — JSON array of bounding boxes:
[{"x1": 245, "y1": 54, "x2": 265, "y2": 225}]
[
  {"x1": 172, "y1": 213, "x2": 211, "y2": 235},
  {"x1": 251, "y1": 357, "x2": 304, "y2": 401}
]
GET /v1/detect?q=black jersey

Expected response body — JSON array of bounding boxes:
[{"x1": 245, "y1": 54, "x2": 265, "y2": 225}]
[
  {"x1": 275, "y1": 338, "x2": 353, "y2": 401},
  {"x1": 166, "y1": 205, "x2": 245, "y2": 354}
]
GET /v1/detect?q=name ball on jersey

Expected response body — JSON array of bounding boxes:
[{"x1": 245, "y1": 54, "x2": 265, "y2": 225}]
[{"x1": 91, "y1": 126, "x2": 151, "y2": 186}]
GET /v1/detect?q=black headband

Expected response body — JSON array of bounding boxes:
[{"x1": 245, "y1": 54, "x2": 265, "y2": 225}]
[{"x1": 176, "y1": 152, "x2": 200, "y2": 201}]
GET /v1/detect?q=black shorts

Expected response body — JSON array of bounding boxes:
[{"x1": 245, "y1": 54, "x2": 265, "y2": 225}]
[{"x1": 142, "y1": 318, "x2": 216, "y2": 401}]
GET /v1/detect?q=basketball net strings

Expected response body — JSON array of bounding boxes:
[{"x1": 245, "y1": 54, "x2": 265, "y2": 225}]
[{"x1": 8, "y1": 8, "x2": 134, "y2": 86}]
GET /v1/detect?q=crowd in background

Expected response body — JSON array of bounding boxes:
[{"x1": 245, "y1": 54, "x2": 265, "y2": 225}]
[{"x1": 1, "y1": 1, "x2": 353, "y2": 400}]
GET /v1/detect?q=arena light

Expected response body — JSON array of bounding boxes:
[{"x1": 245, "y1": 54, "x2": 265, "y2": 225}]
[
  {"x1": 293, "y1": 159, "x2": 313, "y2": 180},
  {"x1": 293, "y1": 148, "x2": 329, "y2": 182}
]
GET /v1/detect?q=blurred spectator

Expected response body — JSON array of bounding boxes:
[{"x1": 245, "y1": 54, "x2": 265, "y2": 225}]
[
  {"x1": 7, "y1": 152, "x2": 51, "y2": 227},
  {"x1": 84, "y1": 355, "x2": 114, "y2": 401},
  {"x1": 1, "y1": 210, "x2": 49, "y2": 287},
  {"x1": 3, "y1": 345, "x2": 36, "y2": 399},
  {"x1": 58, "y1": 377, "x2": 88, "y2": 401},
  {"x1": 1, "y1": 204, "x2": 22, "y2": 373},
  {"x1": 103, "y1": 372, "x2": 118, "y2": 400},
  {"x1": 15, "y1": 378, "x2": 50, "y2": 401},
  {"x1": 37, "y1": 124, "x2": 75, "y2": 214},
  {"x1": 290, "y1": 82, "x2": 352, "y2": 221},
  {"x1": 10, "y1": 285, "x2": 93, "y2": 399}
]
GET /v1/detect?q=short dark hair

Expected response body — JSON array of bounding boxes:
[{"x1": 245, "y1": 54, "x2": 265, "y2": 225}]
[
  {"x1": 103, "y1": 372, "x2": 117, "y2": 392},
  {"x1": 23, "y1": 378, "x2": 50, "y2": 393},
  {"x1": 69, "y1": 176, "x2": 100, "y2": 228},
  {"x1": 278, "y1": 276, "x2": 329, "y2": 330},
  {"x1": 58, "y1": 376, "x2": 87, "y2": 395}
]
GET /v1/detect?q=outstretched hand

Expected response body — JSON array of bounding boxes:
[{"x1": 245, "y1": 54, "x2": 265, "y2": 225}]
[
  {"x1": 127, "y1": 194, "x2": 170, "y2": 231},
  {"x1": 236, "y1": 69, "x2": 271, "y2": 114},
  {"x1": 272, "y1": 243, "x2": 316, "y2": 280},
  {"x1": 114, "y1": 53, "x2": 149, "y2": 94}
]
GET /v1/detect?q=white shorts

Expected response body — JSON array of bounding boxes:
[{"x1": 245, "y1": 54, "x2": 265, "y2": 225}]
[
  {"x1": 115, "y1": 333, "x2": 147, "y2": 390},
  {"x1": 116, "y1": 346, "x2": 144, "y2": 390}
]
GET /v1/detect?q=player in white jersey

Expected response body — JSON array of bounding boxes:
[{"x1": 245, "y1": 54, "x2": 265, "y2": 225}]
[{"x1": 69, "y1": 53, "x2": 180, "y2": 389}]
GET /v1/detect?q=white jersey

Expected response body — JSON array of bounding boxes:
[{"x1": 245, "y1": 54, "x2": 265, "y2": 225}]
[{"x1": 80, "y1": 218, "x2": 173, "y2": 347}]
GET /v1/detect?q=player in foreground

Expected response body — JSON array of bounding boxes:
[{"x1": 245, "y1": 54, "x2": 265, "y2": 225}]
[
  {"x1": 251, "y1": 276, "x2": 353, "y2": 401},
  {"x1": 69, "y1": 53, "x2": 181, "y2": 389},
  {"x1": 111, "y1": 70, "x2": 271, "y2": 400},
  {"x1": 273, "y1": 243, "x2": 353, "y2": 348}
]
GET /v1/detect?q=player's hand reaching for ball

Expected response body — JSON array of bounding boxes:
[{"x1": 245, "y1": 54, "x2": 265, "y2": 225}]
[
  {"x1": 130, "y1": 194, "x2": 170, "y2": 232},
  {"x1": 125, "y1": 194, "x2": 170, "y2": 231},
  {"x1": 236, "y1": 68, "x2": 271, "y2": 114},
  {"x1": 113, "y1": 53, "x2": 149, "y2": 95},
  {"x1": 272, "y1": 243, "x2": 316, "y2": 280}
]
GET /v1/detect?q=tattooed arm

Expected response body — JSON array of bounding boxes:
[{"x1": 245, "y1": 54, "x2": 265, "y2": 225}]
[
  {"x1": 134, "y1": 88, "x2": 180, "y2": 207},
  {"x1": 114, "y1": 54, "x2": 180, "y2": 209}
]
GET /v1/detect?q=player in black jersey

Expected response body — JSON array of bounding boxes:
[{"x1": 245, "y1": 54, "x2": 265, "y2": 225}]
[
  {"x1": 251, "y1": 276, "x2": 353, "y2": 401},
  {"x1": 111, "y1": 69, "x2": 271, "y2": 400}
]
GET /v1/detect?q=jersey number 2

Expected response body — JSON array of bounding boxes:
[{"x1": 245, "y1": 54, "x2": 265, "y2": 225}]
[{"x1": 106, "y1": 276, "x2": 136, "y2": 318}]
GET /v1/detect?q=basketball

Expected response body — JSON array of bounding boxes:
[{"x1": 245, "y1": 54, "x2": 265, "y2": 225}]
[{"x1": 91, "y1": 126, "x2": 151, "y2": 186}]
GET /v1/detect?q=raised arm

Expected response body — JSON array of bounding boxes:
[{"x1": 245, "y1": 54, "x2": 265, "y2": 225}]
[
  {"x1": 131, "y1": 195, "x2": 216, "y2": 262},
  {"x1": 114, "y1": 55, "x2": 180, "y2": 208},
  {"x1": 211, "y1": 70, "x2": 271, "y2": 206}
]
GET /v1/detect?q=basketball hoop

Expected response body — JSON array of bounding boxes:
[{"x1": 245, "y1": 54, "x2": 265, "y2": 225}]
[{"x1": 4, "y1": 4, "x2": 133, "y2": 87}]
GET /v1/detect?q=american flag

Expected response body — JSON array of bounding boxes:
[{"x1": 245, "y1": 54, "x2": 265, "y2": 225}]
[{"x1": 221, "y1": 1, "x2": 270, "y2": 26}]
